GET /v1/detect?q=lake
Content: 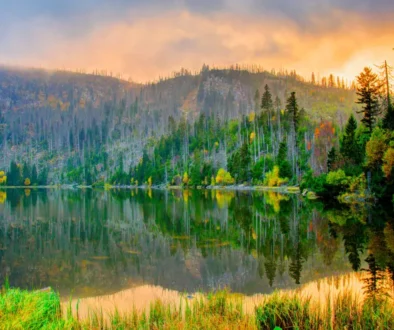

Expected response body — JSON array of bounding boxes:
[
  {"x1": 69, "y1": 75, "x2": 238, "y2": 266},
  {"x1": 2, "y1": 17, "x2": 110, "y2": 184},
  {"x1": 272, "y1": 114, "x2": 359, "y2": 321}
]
[{"x1": 0, "y1": 188, "x2": 392, "y2": 299}]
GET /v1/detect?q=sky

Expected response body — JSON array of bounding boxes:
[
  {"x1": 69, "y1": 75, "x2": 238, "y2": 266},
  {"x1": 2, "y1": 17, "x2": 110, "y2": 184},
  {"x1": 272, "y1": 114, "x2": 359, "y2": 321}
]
[{"x1": 0, "y1": 0, "x2": 393, "y2": 82}]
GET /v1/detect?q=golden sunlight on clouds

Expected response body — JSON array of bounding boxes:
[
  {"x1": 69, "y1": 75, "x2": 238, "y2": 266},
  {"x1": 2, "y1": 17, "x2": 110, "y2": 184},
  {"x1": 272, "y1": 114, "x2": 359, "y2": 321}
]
[{"x1": 2, "y1": 10, "x2": 393, "y2": 82}]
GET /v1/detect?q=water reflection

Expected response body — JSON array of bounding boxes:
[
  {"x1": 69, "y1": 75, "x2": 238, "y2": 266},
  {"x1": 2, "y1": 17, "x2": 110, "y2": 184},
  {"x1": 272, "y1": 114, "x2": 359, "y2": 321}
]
[{"x1": 0, "y1": 188, "x2": 392, "y2": 298}]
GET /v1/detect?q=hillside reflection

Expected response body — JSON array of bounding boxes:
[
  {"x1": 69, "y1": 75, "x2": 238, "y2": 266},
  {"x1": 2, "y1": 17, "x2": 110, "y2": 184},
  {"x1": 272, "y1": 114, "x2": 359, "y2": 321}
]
[{"x1": 0, "y1": 188, "x2": 392, "y2": 298}]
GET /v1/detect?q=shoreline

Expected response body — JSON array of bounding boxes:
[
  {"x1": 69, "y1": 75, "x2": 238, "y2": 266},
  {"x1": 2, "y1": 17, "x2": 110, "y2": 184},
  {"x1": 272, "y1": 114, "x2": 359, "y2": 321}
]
[{"x1": 0, "y1": 184, "x2": 302, "y2": 194}]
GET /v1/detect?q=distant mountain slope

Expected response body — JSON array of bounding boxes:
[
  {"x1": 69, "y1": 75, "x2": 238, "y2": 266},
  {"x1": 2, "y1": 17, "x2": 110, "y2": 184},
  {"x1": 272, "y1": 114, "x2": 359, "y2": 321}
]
[{"x1": 0, "y1": 66, "x2": 357, "y2": 184}]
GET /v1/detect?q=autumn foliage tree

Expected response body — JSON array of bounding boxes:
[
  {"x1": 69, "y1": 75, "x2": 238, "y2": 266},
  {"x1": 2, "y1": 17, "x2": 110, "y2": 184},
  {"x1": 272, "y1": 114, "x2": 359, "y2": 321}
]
[
  {"x1": 0, "y1": 171, "x2": 6, "y2": 185},
  {"x1": 356, "y1": 67, "x2": 381, "y2": 134},
  {"x1": 215, "y1": 168, "x2": 235, "y2": 185}
]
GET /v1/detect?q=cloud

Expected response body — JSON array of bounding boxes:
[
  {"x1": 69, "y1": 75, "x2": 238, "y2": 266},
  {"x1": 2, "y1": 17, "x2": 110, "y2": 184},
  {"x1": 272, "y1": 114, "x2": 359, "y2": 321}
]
[{"x1": 0, "y1": 1, "x2": 393, "y2": 81}]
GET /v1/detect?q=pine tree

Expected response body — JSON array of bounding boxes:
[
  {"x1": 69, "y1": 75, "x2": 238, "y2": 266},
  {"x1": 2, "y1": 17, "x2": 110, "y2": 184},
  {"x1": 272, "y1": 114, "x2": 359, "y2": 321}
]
[
  {"x1": 341, "y1": 115, "x2": 361, "y2": 163},
  {"x1": 356, "y1": 67, "x2": 381, "y2": 134},
  {"x1": 286, "y1": 92, "x2": 300, "y2": 135},
  {"x1": 362, "y1": 254, "x2": 386, "y2": 301},
  {"x1": 264, "y1": 256, "x2": 277, "y2": 287},
  {"x1": 38, "y1": 167, "x2": 48, "y2": 186},
  {"x1": 277, "y1": 140, "x2": 292, "y2": 178},
  {"x1": 261, "y1": 84, "x2": 273, "y2": 113},
  {"x1": 7, "y1": 161, "x2": 21, "y2": 186},
  {"x1": 382, "y1": 61, "x2": 394, "y2": 130},
  {"x1": 383, "y1": 102, "x2": 394, "y2": 130},
  {"x1": 289, "y1": 242, "x2": 304, "y2": 285},
  {"x1": 31, "y1": 165, "x2": 38, "y2": 185},
  {"x1": 327, "y1": 147, "x2": 337, "y2": 172}
]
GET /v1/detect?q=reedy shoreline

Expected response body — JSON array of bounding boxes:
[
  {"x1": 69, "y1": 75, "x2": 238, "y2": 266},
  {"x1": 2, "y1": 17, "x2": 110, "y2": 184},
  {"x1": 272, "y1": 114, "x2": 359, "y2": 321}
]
[{"x1": 1, "y1": 272, "x2": 393, "y2": 329}]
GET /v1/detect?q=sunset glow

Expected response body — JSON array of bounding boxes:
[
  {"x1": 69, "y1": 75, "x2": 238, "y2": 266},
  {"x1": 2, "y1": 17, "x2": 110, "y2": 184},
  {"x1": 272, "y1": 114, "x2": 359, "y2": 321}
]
[{"x1": 1, "y1": 1, "x2": 393, "y2": 82}]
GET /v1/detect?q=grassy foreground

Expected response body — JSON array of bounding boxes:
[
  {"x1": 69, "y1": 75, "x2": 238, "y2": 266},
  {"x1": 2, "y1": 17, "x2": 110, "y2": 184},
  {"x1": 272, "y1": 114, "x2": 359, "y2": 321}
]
[{"x1": 1, "y1": 276, "x2": 393, "y2": 329}]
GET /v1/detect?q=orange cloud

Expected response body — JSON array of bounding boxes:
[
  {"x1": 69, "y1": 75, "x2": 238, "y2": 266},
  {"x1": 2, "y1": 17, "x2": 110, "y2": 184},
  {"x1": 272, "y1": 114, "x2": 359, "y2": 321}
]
[{"x1": 1, "y1": 10, "x2": 393, "y2": 82}]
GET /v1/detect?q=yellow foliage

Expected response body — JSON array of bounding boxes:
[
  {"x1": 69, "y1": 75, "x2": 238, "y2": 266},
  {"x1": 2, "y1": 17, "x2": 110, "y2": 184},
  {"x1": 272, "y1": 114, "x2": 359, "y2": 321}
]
[
  {"x1": 382, "y1": 148, "x2": 394, "y2": 179},
  {"x1": 183, "y1": 190, "x2": 191, "y2": 203},
  {"x1": 264, "y1": 166, "x2": 288, "y2": 187},
  {"x1": 252, "y1": 229, "x2": 257, "y2": 240},
  {"x1": 148, "y1": 188, "x2": 152, "y2": 199},
  {"x1": 0, "y1": 191, "x2": 6, "y2": 204},
  {"x1": 24, "y1": 178, "x2": 31, "y2": 186},
  {"x1": 183, "y1": 172, "x2": 189, "y2": 185},
  {"x1": 248, "y1": 112, "x2": 255, "y2": 122},
  {"x1": 148, "y1": 176, "x2": 153, "y2": 187},
  {"x1": 24, "y1": 189, "x2": 31, "y2": 197},
  {"x1": 215, "y1": 190, "x2": 235, "y2": 209},
  {"x1": 0, "y1": 171, "x2": 6, "y2": 185},
  {"x1": 366, "y1": 128, "x2": 387, "y2": 169},
  {"x1": 215, "y1": 168, "x2": 235, "y2": 186},
  {"x1": 265, "y1": 192, "x2": 289, "y2": 213},
  {"x1": 250, "y1": 132, "x2": 256, "y2": 143}
]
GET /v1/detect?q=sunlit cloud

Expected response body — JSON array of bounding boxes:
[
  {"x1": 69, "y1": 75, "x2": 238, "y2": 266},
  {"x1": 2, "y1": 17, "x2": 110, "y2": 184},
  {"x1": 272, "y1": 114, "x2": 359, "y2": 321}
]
[{"x1": 0, "y1": 1, "x2": 393, "y2": 82}]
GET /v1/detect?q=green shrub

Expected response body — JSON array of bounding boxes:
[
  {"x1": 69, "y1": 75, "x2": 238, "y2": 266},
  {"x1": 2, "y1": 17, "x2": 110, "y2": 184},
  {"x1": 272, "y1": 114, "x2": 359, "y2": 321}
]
[
  {"x1": 255, "y1": 294, "x2": 312, "y2": 330},
  {"x1": 300, "y1": 170, "x2": 327, "y2": 195}
]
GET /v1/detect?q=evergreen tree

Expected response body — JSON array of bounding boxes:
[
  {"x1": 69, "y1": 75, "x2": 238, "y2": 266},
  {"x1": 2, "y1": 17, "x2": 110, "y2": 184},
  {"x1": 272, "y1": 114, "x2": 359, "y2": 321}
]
[
  {"x1": 362, "y1": 254, "x2": 386, "y2": 301},
  {"x1": 289, "y1": 242, "x2": 304, "y2": 285},
  {"x1": 381, "y1": 60, "x2": 393, "y2": 130},
  {"x1": 31, "y1": 165, "x2": 38, "y2": 185},
  {"x1": 264, "y1": 256, "x2": 277, "y2": 287},
  {"x1": 341, "y1": 115, "x2": 361, "y2": 163},
  {"x1": 38, "y1": 167, "x2": 48, "y2": 186},
  {"x1": 286, "y1": 92, "x2": 300, "y2": 136},
  {"x1": 190, "y1": 150, "x2": 203, "y2": 186},
  {"x1": 327, "y1": 147, "x2": 337, "y2": 172},
  {"x1": 383, "y1": 101, "x2": 394, "y2": 130},
  {"x1": 261, "y1": 84, "x2": 273, "y2": 113},
  {"x1": 277, "y1": 140, "x2": 292, "y2": 178},
  {"x1": 356, "y1": 67, "x2": 381, "y2": 134},
  {"x1": 7, "y1": 161, "x2": 21, "y2": 186}
]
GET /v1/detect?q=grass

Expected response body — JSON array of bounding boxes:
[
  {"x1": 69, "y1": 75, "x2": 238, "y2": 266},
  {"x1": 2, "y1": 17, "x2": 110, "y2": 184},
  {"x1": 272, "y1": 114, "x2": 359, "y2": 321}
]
[{"x1": 1, "y1": 274, "x2": 393, "y2": 329}]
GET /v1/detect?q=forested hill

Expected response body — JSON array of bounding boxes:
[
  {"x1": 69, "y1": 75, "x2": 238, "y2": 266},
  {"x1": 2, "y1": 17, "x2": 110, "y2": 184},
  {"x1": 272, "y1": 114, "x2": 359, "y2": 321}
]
[{"x1": 0, "y1": 65, "x2": 358, "y2": 185}]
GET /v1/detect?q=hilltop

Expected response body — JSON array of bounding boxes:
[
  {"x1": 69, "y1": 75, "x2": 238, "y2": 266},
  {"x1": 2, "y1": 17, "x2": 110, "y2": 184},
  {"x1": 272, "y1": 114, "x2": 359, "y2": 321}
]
[{"x1": 0, "y1": 65, "x2": 358, "y2": 184}]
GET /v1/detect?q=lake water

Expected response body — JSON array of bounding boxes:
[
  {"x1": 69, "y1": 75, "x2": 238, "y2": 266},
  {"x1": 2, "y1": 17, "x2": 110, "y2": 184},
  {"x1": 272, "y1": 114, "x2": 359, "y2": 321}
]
[{"x1": 0, "y1": 188, "x2": 390, "y2": 298}]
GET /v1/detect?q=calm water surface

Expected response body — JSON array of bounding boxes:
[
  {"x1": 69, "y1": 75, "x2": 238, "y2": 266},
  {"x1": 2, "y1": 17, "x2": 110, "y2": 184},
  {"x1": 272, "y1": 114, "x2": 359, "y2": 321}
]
[{"x1": 0, "y1": 188, "x2": 392, "y2": 298}]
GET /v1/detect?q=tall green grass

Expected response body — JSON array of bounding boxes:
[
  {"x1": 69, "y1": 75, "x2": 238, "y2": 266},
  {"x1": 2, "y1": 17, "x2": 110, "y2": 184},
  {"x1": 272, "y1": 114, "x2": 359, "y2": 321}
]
[
  {"x1": 0, "y1": 284, "x2": 393, "y2": 329},
  {"x1": 0, "y1": 287, "x2": 75, "y2": 329}
]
